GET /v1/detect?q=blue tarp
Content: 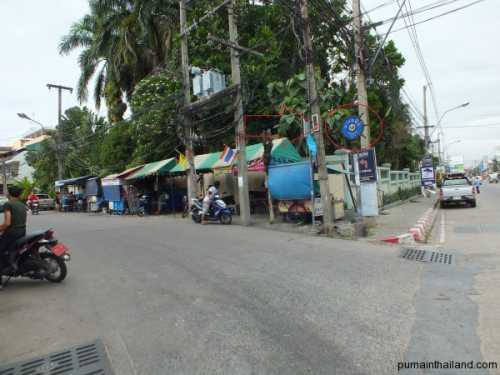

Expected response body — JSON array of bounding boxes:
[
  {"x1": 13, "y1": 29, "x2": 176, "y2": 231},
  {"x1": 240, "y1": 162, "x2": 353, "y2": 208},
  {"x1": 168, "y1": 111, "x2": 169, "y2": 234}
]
[
  {"x1": 85, "y1": 177, "x2": 101, "y2": 197},
  {"x1": 103, "y1": 185, "x2": 121, "y2": 202},
  {"x1": 268, "y1": 161, "x2": 313, "y2": 200}
]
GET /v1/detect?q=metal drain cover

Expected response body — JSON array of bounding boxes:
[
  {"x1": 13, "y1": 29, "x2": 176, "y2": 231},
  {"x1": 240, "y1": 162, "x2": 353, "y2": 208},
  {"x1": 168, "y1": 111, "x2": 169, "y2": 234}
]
[
  {"x1": 0, "y1": 339, "x2": 114, "y2": 375},
  {"x1": 401, "y1": 247, "x2": 453, "y2": 265}
]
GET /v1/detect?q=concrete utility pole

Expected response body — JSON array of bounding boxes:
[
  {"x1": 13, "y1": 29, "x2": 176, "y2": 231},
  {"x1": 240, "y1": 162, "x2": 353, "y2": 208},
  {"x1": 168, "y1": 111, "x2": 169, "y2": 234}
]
[
  {"x1": 422, "y1": 85, "x2": 429, "y2": 151},
  {"x1": 1, "y1": 159, "x2": 7, "y2": 196},
  {"x1": 47, "y1": 83, "x2": 73, "y2": 180},
  {"x1": 352, "y1": 0, "x2": 370, "y2": 147},
  {"x1": 179, "y1": 0, "x2": 198, "y2": 204},
  {"x1": 299, "y1": 0, "x2": 334, "y2": 227},
  {"x1": 228, "y1": 0, "x2": 251, "y2": 225}
]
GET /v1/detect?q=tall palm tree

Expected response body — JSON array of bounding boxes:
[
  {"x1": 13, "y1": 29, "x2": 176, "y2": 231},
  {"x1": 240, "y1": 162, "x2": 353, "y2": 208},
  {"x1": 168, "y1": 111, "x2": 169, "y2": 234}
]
[{"x1": 60, "y1": 0, "x2": 178, "y2": 122}]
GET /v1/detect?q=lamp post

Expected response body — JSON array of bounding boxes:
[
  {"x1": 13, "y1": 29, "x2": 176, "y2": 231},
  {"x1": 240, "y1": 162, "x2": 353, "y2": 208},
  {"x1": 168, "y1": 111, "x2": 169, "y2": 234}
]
[
  {"x1": 443, "y1": 139, "x2": 461, "y2": 164},
  {"x1": 429, "y1": 102, "x2": 469, "y2": 163},
  {"x1": 17, "y1": 113, "x2": 46, "y2": 133}
]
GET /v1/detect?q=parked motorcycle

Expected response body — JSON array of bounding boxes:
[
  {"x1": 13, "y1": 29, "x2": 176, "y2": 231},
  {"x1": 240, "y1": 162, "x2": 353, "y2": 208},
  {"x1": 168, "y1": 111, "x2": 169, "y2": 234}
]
[
  {"x1": 30, "y1": 201, "x2": 40, "y2": 215},
  {"x1": 136, "y1": 194, "x2": 151, "y2": 217},
  {"x1": 190, "y1": 195, "x2": 232, "y2": 225},
  {"x1": 0, "y1": 229, "x2": 70, "y2": 287}
]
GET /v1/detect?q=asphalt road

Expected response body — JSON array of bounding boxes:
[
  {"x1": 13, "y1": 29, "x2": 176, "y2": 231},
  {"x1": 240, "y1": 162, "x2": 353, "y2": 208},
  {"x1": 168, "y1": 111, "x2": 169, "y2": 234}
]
[{"x1": 0, "y1": 187, "x2": 499, "y2": 374}]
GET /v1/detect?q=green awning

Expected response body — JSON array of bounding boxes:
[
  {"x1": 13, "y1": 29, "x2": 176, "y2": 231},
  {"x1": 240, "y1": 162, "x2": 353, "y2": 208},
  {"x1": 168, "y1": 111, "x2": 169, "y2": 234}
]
[
  {"x1": 213, "y1": 137, "x2": 302, "y2": 169},
  {"x1": 126, "y1": 158, "x2": 176, "y2": 180},
  {"x1": 196, "y1": 152, "x2": 222, "y2": 170},
  {"x1": 170, "y1": 152, "x2": 221, "y2": 173}
]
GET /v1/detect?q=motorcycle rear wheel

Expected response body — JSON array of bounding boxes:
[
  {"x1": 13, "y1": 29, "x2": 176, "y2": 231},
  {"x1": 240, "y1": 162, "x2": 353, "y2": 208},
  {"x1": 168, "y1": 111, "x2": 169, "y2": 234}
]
[
  {"x1": 220, "y1": 213, "x2": 232, "y2": 225},
  {"x1": 41, "y1": 253, "x2": 67, "y2": 283},
  {"x1": 192, "y1": 212, "x2": 202, "y2": 223}
]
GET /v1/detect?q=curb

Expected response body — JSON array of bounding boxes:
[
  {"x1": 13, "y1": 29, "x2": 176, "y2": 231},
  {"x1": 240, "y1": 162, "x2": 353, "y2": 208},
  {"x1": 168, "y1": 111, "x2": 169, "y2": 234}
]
[{"x1": 380, "y1": 199, "x2": 439, "y2": 244}]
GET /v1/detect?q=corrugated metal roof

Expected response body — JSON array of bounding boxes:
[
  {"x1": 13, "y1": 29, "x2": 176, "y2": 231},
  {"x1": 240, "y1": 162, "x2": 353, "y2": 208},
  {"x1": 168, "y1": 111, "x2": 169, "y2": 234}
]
[{"x1": 126, "y1": 158, "x2": 176, "y2": 180}]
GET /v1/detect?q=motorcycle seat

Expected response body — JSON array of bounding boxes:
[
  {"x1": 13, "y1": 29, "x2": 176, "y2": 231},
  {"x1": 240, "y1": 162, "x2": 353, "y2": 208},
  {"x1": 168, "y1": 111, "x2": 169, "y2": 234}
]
[{"x1": 14, "y1": 231, "x2": 46, "y2": 248}]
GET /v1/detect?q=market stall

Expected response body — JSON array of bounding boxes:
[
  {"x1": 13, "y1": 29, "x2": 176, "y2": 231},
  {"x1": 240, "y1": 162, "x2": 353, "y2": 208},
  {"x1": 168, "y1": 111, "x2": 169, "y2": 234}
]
[
  {"x1": 85, "y1": 177, "x2": 104, "y2": 212},
  {"x1": 102, "y1": 166, "x2": 144, "y2": 214},
  {"x1": 125, "y1": 158, "x2": 177, "y2": 214},
  {"x1": 54, "y1": 175, "x2": 94, "y2": 212}
]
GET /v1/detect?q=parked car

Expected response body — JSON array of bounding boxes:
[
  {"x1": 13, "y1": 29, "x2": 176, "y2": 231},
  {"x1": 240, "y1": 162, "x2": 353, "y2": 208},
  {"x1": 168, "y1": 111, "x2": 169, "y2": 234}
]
[
  {"x1": 0, "y1": 195, "x2": 7, "y2": 212},
  {"x1": 440, "y1": 175, "x2": 476, "y2": 208},
  {"x1": 488, "y1": 173, "x2": 499, "y2": 183},
  {"x1": 37, "y1": 193, "x2": 55, "y2": 210}
]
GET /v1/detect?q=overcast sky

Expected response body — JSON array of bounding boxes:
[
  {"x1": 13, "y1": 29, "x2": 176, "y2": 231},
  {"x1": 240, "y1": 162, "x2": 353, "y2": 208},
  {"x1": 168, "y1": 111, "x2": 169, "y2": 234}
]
[{"x1": 1, "y1": 0, "x2": 498, "y2": 166}]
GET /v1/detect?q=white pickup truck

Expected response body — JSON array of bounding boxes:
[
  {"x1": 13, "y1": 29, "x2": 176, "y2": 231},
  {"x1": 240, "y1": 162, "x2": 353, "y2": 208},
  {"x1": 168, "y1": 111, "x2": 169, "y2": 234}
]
[{"x1": 440, "y1": 176, "x2": 476, "y2": 208}]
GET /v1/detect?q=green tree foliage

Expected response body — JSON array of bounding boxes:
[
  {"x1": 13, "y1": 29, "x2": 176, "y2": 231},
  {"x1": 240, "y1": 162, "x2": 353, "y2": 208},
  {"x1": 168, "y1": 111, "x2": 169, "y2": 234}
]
[
  {"x1": 25, "y1": 139, "x2": 59, "y2": 193},
  {"x1": 129, "y1": 72, "x2": 182, "y2": 163},
  {"x1": 13, "y1": 177, "x2": 38, "y2": 201},
  {"x1": 99, "y1": 120, "x2": 135, "y2": 175},
  {"x1": 26, "y1": 107, "x2": 112, "y2": 191},
  {"x1": 59, "y1": 0, "x2": 178, "y2": 122},
  {"x1": 49, "y1": 0, "x2": 426, "y2": 185}
]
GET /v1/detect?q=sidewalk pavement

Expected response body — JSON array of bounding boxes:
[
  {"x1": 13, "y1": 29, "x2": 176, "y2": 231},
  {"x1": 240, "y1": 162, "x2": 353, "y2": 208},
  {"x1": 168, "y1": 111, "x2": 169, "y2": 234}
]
[{"x1": 366, "y1": 194, "x2": 437, "y2": 242}]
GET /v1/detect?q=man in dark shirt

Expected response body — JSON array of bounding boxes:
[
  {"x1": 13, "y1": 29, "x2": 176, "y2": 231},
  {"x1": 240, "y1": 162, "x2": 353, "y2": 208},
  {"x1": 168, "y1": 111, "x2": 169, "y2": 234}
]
[{"x1": 0, "y1": 186, "x2": 27, "y2": 273}]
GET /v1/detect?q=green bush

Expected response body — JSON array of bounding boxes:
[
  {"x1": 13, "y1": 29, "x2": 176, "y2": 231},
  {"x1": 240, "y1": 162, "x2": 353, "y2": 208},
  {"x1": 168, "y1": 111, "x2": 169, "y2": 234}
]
[{"x1": 383, "y1": 186, "x2": 420, "y2": 206}]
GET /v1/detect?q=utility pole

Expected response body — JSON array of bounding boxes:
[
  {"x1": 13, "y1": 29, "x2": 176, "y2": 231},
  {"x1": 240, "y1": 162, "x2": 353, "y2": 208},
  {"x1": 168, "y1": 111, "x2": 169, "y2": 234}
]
[
  {"x1": 228, "y1": 0, "x2": 250, "y2": 225},
  {"x1": 47, "y1": 83, "x2": 72, "y2": 180},
  {"x1": 300, "y1": 0, "x2": 334, "y2": 227},
  {"x1": 422, "y1": 85, "x2": 429, "y2": 151},
  {"x1": 1, "y1": 159, "x2": 7, "y2": 196},
  {"x1": 179, "y1": 0, "x2": 198, "y2": 204},
  {"x1": 352, "y1": 0, "x2": 370, "y2": 147}
]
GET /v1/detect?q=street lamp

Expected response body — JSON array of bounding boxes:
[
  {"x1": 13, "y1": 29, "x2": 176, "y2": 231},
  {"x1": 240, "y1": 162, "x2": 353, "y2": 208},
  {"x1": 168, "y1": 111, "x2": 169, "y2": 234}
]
[
  {"x1": 17, "y1": 113, "x2": 46, "y2": 132},
  {"x1": 430, "y1": 101, "x2": 470, "y2": 163},
  {"x1": 443, "y1": 139, "x2": 461, "y2": 163}
]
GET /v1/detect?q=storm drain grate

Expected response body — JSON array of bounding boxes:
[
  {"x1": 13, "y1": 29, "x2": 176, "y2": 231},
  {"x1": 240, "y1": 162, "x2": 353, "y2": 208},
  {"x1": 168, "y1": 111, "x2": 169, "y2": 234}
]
[
  {"x1": 428, "y1": 251, "x2": 453, "y2": 264},
  {"x1": 400, "y1": 247, "x2": 427, "y2": 262},
  {"x1": 401, "y1": 247, "x2": 453, "y2": 265},
  {"x1": 0, "y1": 340, "x2": 114, "y2": 375}
]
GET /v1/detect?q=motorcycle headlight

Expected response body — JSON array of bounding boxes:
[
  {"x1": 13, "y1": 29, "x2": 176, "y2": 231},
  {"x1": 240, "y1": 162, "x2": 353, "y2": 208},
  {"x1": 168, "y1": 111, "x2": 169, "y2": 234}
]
[{"x1": 63, "y1": 254, "x2": 71, "y2": 261}]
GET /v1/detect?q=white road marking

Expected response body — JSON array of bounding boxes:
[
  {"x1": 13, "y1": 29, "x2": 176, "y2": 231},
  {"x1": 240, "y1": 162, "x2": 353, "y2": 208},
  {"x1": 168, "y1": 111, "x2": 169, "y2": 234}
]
[{"x1": 439, "y1": 211, "x2": 446, "y2": 244}]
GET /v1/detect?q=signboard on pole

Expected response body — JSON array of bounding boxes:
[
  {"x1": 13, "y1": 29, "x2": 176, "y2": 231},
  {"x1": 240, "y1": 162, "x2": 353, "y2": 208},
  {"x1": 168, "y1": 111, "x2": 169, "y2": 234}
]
[
  {"x1": 357, "y1": 149, "x2": 378, "y2": 182},
  {"x1": 420, "y1": 154, "x2": 435, "y2": 187},
  {"x1": 311, "y1": 114, "x2": 320, "y2": 133}
]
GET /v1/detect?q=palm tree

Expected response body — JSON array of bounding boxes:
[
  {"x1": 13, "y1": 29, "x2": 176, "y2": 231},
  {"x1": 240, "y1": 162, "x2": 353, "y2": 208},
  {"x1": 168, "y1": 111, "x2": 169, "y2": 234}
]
[
  {"x1": 13, "y1": 177, "x2": 37, "y2": 201},
  {"x1": 60, "y1": 0, "x2": 178, "y2": 122}
]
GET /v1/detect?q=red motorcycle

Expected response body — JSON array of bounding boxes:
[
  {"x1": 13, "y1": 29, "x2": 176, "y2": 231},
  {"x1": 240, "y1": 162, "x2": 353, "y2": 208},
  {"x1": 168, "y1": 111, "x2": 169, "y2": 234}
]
[{"x1": 0, "y1": 229, "x2": 70, "y2": 287}]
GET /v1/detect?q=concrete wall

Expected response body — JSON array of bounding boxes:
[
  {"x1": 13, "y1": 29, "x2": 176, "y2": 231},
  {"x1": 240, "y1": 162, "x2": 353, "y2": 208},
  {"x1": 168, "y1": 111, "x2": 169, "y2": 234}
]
[{"x1": 377, "y1": 165, "x2": 421, "y2": 197}]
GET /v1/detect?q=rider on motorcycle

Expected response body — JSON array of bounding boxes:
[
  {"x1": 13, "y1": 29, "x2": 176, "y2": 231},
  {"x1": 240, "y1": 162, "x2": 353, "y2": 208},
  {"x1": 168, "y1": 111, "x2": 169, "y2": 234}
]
[
  {"x1": 27, "y1": 191, "x2": 39, "y2": 211},
  {"x1": 0, "y1": 186, "x2": 27, "y2": 273},
  {"x1": 201, "y1": 181, "x2": 220, "y2": 225}
]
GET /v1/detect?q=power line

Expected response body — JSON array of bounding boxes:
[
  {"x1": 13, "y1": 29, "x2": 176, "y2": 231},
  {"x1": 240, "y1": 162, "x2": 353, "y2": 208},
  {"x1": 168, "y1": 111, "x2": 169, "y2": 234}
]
[
  {"x1": 369, "y1": 0, "x2": 475, "y2": 27},
  {"x1": 391, "y1": 0, "x2": 486, "y2": 32},
  {"x1": 396, "y1": 0, "x2": 440, "y2": 122}
]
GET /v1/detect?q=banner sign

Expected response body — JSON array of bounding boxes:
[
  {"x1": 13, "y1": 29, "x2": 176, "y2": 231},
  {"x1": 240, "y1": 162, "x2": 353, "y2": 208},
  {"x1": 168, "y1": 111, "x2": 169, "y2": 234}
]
[
  {"x1": 357, "y1": 149, "x2": 377, "y2": 182},
  {"x1": 420, "y1": 154, "x2": 435, "y2": 187}
]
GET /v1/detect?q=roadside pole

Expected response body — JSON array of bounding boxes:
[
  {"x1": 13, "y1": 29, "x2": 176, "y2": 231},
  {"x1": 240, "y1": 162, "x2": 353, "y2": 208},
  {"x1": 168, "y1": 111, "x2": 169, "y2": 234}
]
[
  {"x1": 423, "y1": 85, "x2": 429, "y2": 151},
  {"x1": 299, "y1": 0, "x2": 334, "y2": 229},
  {"x1": 1, "y1": 159, "x2": 7, "y2": 195},
  {"x1": 228, "y1": 0, "x2": 250, "y2": 225},
  {"x1": 47, "y1": 84, "x2": 73, "y2": 180},
  {"x1": 352, "y1": 0, "x2": 378, "y2": 219},
  {"x1": 179, "y1": 0, "x2": 198, "y2": 205},
  {"x1": 353, "y1": 0, "x2": 370, "y2": 147}
]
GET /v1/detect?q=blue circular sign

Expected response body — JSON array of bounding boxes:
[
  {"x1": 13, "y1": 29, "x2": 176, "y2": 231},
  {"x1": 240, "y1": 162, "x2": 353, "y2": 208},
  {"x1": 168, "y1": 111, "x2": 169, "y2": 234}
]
[{"x1": 341, "y1": 115, "x2": 365, "y2": 140}]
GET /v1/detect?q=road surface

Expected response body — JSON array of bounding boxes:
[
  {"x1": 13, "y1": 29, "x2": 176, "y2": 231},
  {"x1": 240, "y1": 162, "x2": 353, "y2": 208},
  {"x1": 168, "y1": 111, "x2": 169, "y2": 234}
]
[{"x1": 0, "y1": 186, "x2": 499, "y2": 374}]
